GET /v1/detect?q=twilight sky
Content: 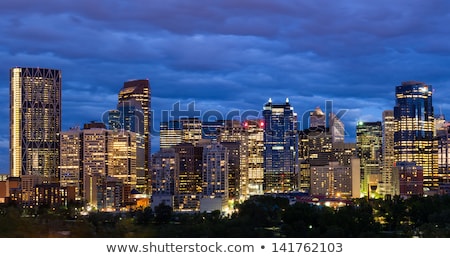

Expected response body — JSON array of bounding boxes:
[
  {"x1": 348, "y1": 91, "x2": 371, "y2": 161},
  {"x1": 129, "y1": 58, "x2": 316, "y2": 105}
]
[{"x1": 1, "y1": 0, "x2": 450, "y2": 173}]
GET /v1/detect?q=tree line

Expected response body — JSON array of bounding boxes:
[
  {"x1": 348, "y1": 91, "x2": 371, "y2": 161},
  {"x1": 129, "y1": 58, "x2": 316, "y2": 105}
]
[{"x1": 1, "y1": 194, "x2": 450, "y2": 237}]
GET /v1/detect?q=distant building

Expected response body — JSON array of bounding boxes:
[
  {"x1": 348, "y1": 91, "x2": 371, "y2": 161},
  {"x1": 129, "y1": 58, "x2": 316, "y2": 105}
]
[
  {"x1": 173, "y1": 143, "x2": 203, "y2": 211},
  {"x1": 262, "y1": 98, "x2": 299, "y2": 192},
  {"x1": 356, "y1": 121, "x2": 382, "y2": 196},
  {"x1": 310, "y1": 160, "x2": 360, "y2": 198},
  {"x1": 330, "y1": 113, "x2": 345, "y2": 143},
  {"x1": 243, "y1": 119, "x2": 264, "y2": 196},
  {"x1": 380, "y1": 110, "x2": 395, "y2": 197},
  {"x1": 159, "y1": 120, "x2": 183, "y2": 149},
  {"x1": 59, "y1": 122, "x2": 145, "y2": 210}
]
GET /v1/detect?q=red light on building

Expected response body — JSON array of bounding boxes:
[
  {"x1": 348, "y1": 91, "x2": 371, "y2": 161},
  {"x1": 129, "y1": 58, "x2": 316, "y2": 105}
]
[
  {"x1": 243, "y1": 121, "x2": 249, "y2": 128},
  {"x1": 259, "y1": 121, "x2": 265, "y2": 128}
]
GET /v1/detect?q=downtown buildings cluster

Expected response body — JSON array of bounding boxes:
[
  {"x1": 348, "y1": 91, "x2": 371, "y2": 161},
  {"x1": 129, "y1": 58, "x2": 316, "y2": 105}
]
[{"x1": 1, "y1": 66, "x2": 449, "y2": 213}]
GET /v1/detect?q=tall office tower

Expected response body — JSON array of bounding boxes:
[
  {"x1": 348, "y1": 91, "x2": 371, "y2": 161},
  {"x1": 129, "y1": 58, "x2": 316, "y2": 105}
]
[
  {"x1": 173, "y1": 143, "x2": 203, "y2": 211},
  {"x1": 309, "y1": 106, "x2": 326, "y2": 128},
  {"x1": 217, "y1": 120, "x2": 248, "y2": 200},
  {"x1": 82, "y1": 123, "x2": 108, "y2": 207},
  {"x1": 298, "y1": 110, "x2": 333, "y2": 193},
  {"x1": 202, "y1": 120, "x2": 224, "y2": 140},
  {"x1": 10, "y1": 67, "x2": 61, "y2": 183},
  {"x1": 59, "y1": 127, "x2": 83, "y2": 201},
  {"x1": 202, "y1": 142, "x2": 229, "y2": 198},
  {"x1": 108, "y1": 99, "x2": 144, "y2": 134},
  {"x1": 180, "y1": 118, "x2": 203, "y2": 145},
  {"x1": 262, "y1": 98, "x2": 299, "y2": 192},
  {"x1": 244, "y1": 119, "x2": 265, "y2": 195},
  {"x1": 159, "y1": 120, "x2": 182, "y2": 149},
  {"x1": 75, "y1": 122, "x2": 144, "y2": 209},
  {"x1": 394, "y1": 81, "x2": 437, "y2": 193},
  {"x1": 118, "y1": 79, "x2": 151, "y2": 193},
  {"x1": 380, "y1": 110, "x2": 395, "y2": 197},
  {"x1": 107, "y1": 130, "x2": 144, "y2": 192},
  {"x1": 330, "y1": 113, "x2": 345, "y2": 143},
  {"x1": 436, "y1": 120, "x2": 450, "y2": 194},
  {"x1": 220, "y1": 141, "x2": 241, "y2": 200},
  {"x1": 151, "y1": 149, "x2": 176, "y2": 196},
  {"x1": 356, "y1": 121, "x2": 382, "y2": 196}
]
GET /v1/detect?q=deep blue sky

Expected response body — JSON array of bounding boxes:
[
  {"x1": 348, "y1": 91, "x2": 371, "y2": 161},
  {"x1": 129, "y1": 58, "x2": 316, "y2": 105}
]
[{"x1": 1, "y1": 0, "x2": 450, "y2": 173}]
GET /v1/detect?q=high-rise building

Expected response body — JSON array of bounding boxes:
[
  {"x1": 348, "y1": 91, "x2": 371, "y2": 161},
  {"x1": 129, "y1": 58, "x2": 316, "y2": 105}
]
[
  {"x1": 180, "y1": 118, "x2": 203, "y2": 145},
  {"x1": 59, "y1": 127, "x2": 83, "y2": 201},
  {"x1": 380, "y1": 110, "x2": 395, "y2": 197},
  {"x1": 117, "y1": 79, "x2": 151, "y2": 193},
  {"x1": 356, "y1": 121, "x2": 382, "y2": 196},
  {"x1": 330, "y1": 113, "x2": 345, "y2": 143},
  {"x1": 202, "y1": 142, "x2": 229, "y2": 198},
  {"x1": 60, "y1": 122, "x2": 144, "y2": 209},
  {"x1": 218, "y1": 120, "x2": 248, "y2": 200},
  {"x1": 10, "y1": 67, "x2": 61, "y2": 183},
  {"x1": 173, "y1": 143, "x2": 203, "y2": 211},
  {"x1": 435, "y1": 119, "x2": 450, "y2": 194},
  {"x1": 243, "y1": 119, "x2": 264, "y2": 195},
  {"x1": 262, "y1": 98, "x2": 299, "y2": 192},
  {"x1": 394, "y1": 81, "x2": 437, "y2": 193},
  {"x1": 309, "y1": 106, "x2": 326, "y2": 128},
  {"x1": 159, "y1": 120, "x2": 182, "y2": 150}
]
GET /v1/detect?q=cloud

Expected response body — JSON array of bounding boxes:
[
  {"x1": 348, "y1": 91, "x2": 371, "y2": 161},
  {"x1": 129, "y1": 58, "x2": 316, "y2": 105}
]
[{"x1": 1, "y1": 0, "x2": 450, "y2": 171}]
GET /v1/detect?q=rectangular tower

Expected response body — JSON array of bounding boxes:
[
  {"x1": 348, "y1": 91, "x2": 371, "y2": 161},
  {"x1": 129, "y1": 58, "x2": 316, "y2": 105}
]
[
  {"x1": 118, "y1": 79, "x2": 151, "y2": 193},
  {"x1": 10, "y1": 67, "x2": 61, "y2": 183},
  {"x1": 394, "y1": 81, "x2": 437, "y2": 193},
  {"x1": 262, "y1": 98, "x2": 299, "y2": 192}
]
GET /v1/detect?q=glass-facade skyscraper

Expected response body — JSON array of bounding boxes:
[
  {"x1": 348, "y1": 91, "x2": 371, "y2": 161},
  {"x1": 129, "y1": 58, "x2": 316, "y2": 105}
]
[
  {"x1": 394, "y1": 81, "x2": 437, "y2": 192},
  {"x1": 10, "y1": 67, "x2": 61, "y2": 183},
  {"x1": 117, "y1": 79, "x2": 151, "y2": 194},
  {"x1": 262, "y1": 98, "x2": 299, "y2": 192}
]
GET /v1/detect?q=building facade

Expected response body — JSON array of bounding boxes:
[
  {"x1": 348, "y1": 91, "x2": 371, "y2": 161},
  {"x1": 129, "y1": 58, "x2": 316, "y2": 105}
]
[
  {"x1": 262, "y1": 98, "x2": 299, "y2": 192},
  {"x1": 394, "y1": 81, "x2": 437, "y2": 193},
  {"x1": 10, "y1": 67, "x2": 61, "y2": 183}
]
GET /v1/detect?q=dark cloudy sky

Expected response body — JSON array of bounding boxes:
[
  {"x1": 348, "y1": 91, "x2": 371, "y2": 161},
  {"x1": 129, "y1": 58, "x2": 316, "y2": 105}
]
[{"x1": 1, "y1": 0, "x2": 450, "y2": 173}]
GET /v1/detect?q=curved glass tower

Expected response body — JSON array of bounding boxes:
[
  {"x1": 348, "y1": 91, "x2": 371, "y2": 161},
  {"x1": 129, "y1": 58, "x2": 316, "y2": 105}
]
[{"x1": 393, "y1": 81, "x2": 437, "y2": 192}]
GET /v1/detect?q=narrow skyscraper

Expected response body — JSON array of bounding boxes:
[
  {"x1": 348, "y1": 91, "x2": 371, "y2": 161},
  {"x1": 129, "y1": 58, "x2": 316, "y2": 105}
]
[
  {"x1": 10, "y1": 67, "x2": 61, "y2": 183},
  {"x1": 117, "y1": 79, "x2": 151, "y2": 194},
  {"x1": 262, "y1": 98, "x2": 299, "y2": 192},
  {"x1": 394, "y1": 81, "x2": 437, "y2": 193}
]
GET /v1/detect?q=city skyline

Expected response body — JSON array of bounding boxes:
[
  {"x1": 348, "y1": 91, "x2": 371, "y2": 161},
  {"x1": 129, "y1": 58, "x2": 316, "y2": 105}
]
[{"x1": 2, "y1": 1, "x2": 450, "y2": 173}]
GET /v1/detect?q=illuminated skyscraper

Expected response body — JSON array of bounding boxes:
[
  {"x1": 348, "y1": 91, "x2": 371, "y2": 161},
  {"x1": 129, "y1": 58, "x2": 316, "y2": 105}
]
[
  {"x1": 60, "y1": 122, "x2": 144, "y2": 209},
  {"x1": 159, "y1": 120, "x2": 182, "y2": 149},
  {"x1": 173, "y1": 143, "x2": 203, "y2": 211},
  {"x1": 117, "y1": 79, "x2": 151, "y2": 193},
  {"x1": 10, "y1": 67, "x2": 61, "y2": 183},
  {"x1": 330, "y1": 113, "x2": 345, "y2": 143},
  {"x1": 356, "y1": 121, "x2": 382, "y2": 196},
  {"x1": 202, "y1": 142, "x2": 229, "y2": 198},
  {"x1": 244, "y1": 119, "x2": 265, "y2": 195},
  {"x1": 380, "y1": 110, "x2": 395, "y2": 196},
  {"x1": 218, "y1": 120, "x2": 248, "y2": 199},
  {"x1": 262, "y1": 98, "x2": 299, "y2": 192},
  {"x1": 59, "y1": 127, "x2": 83, "y2": 201},
  {"x1": 394, "y1": 81, "x2": 437, "y2": 193}
]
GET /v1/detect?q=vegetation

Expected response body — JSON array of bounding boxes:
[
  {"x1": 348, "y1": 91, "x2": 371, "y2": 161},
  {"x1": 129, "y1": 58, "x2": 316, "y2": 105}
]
[{"x1": 2, "y1": 195, "x2": 450, "y2": 237}]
